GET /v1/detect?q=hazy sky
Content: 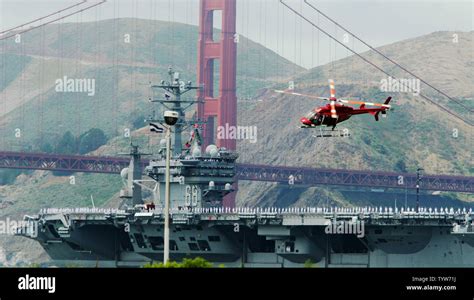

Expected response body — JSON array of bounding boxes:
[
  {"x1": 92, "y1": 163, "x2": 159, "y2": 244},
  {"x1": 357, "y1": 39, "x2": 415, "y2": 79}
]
[{"x1": 1, "y1": 0, "x2": 472, "y2": 68}]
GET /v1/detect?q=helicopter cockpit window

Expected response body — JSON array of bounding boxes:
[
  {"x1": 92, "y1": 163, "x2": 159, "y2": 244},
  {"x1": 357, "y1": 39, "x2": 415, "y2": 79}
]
[
  {"x1": 305, "y1": 111, "x2": 316, "y2": 119},
  {"x1": 311, "y1": 113, "x2": 323, "y2": 124}
]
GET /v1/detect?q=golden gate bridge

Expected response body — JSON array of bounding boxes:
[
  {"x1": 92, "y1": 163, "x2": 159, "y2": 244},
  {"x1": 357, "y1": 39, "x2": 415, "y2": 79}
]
[{"x1": 0, "y1": 150, "x2": 472, "y2": 193}]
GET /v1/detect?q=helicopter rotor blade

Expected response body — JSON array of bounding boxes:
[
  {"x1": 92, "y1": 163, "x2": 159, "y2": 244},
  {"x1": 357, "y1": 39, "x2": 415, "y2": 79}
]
[
  {"x1": 329, "y1": 79, "x2": 336, "y2": 99},
  {"x1": 330, "y1": 100, "x2": 338, "y2": 118},
  {"x1": 328, "y1": 79, "x2": 338, "y2": 118},
  {"x1": 274, "y1": 90, "x2": 329, "y2": 101}
]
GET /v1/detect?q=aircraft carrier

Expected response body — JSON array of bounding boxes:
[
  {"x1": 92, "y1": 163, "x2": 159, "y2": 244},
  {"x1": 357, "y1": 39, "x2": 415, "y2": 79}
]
[{"x1": 15, "y1": 70, "x2": 474, "y2": 268}]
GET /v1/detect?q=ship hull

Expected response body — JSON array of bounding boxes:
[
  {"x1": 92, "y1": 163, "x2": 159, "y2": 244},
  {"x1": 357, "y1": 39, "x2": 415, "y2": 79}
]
[{"x1": 23, "y1": 211, "x2": 474, "y2": 268}]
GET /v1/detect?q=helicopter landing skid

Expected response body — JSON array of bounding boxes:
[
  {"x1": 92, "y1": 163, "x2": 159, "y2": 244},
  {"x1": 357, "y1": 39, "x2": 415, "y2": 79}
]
[{"x1": 300, "y1": 126, "x2": 350, "y2": 138}]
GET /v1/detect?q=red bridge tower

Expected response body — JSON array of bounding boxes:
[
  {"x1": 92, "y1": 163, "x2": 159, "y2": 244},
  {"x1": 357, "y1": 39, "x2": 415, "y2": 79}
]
[{"x1": 197, "y1": 0, "x2": 238, "y2": 207}]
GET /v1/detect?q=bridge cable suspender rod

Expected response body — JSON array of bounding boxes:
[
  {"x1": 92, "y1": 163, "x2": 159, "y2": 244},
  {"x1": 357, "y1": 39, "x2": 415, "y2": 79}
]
[
  {"x1": 304, "y1": 0, "x2": 472, "y2": 113},
  {"x1": 0, "y1": 0, "x2": 106, "y2": 41},
  {"x1": 280, "y1": 0, "x2": 473, "y2": 127}
]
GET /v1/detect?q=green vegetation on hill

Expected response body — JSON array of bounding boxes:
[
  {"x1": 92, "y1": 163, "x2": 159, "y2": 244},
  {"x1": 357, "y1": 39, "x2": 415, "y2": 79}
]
[
  {"x1": 29, "y1": 128, "x2": 108, "y2": 156},
  {"x1": 0, "y1": 53, "x2": 31, "y2": 91},
  {"x1": 78, "y1": 128, "x2": 108, "y2": 154},
  {"x1": 0, "y1": 169, "x2": 31, "y2": 185},
  {"x1": 1, "y1": 128, "x2": 108, "y2": 181}
]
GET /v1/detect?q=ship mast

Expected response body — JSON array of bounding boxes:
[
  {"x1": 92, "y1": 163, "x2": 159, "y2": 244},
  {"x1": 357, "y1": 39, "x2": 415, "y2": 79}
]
[{"x1": 148, "y1": 67, "x2": 202, "y2": 156}]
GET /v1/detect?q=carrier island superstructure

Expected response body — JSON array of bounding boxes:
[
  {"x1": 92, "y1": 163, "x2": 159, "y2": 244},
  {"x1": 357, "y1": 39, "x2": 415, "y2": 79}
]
[{"x1": 16, "y1": 70, "x2": 474, "y2": 268}]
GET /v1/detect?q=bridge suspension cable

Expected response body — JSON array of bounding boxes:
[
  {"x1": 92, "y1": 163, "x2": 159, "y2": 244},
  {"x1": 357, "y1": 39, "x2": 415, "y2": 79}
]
[
  {"x1": 0, "y1": 0, "x2": 87, "y2": 35},
  {"x1": 0, "y1": 0, "x2": 106, "y2": 41}
]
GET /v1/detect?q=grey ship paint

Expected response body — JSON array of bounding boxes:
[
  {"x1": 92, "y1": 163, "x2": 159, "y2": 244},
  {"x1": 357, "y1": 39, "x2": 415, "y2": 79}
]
[{"x1": 16, "y1": 135, "x2": 474, "y2": 268}]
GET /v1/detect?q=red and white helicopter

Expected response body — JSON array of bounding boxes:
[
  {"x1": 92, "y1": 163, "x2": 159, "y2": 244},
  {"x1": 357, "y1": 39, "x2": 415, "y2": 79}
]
[{"x1": 275, "y1": 79, "x2": 392, "y2": 136}]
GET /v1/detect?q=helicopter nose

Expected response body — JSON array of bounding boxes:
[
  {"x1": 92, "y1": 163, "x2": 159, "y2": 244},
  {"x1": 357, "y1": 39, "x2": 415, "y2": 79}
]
[{"x1": 300, "y1": 117, "x2": 312, "y2": 125}]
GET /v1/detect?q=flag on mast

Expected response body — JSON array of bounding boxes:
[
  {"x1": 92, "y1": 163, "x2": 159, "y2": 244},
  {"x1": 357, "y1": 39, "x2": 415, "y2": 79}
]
[{"x1": 149, "y1": 122, "x2": 164, "y2": 133}]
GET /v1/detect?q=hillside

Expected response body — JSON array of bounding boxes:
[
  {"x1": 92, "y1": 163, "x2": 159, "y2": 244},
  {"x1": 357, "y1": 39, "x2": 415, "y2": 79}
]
[
  {"x1": 0, "y1": 18, "x2": 303, "y2": 149},
  {"x1": 237, "y1": 31, "x2": 473, "y2": 206}
]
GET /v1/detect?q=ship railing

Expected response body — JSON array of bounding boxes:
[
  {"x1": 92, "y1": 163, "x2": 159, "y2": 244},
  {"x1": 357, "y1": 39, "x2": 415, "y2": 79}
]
[
  {"x1": 34, "y1": 207, "x2": 472, "y2": 224},
  {"x1": 39, "y1": 207, "x2": 126, "y2": 215}
]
